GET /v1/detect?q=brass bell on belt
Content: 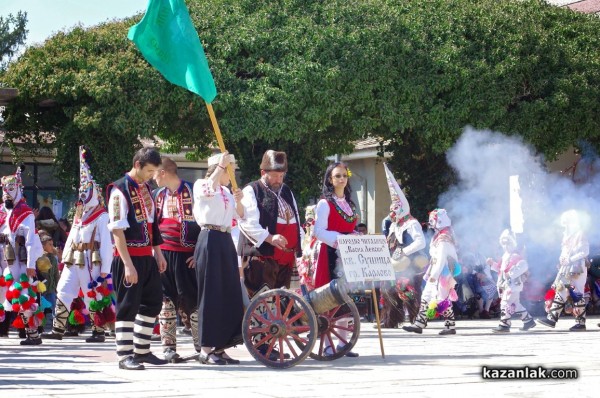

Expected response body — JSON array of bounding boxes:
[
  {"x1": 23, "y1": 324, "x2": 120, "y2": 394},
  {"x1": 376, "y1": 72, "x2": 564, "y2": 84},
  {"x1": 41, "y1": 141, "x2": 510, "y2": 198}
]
[
  {"x1": 73, "y1": 250, "x2": 86, "y2": 267},
  {"x1": 4, "y1": 244, "x2": 15, "y2": 265},
  {"x1": 91, "y1": 250, "x2": 102, "y2": 266},
  {"x1": 62, "y1": 248, "x2": 75, "y2": 266}
]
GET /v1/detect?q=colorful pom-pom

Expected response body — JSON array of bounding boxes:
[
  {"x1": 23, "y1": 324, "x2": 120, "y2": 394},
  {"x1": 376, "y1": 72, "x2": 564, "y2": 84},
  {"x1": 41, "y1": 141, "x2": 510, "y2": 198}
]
[
  {"x1": 544, "y1": 288, "x2": 556, "y2": 301},
  {"x1": 37, "y1": 282, "x2": 46, "y2": 293},
  {"x1": 12, "y1": 316, "x2": 25, "y2": 328}
]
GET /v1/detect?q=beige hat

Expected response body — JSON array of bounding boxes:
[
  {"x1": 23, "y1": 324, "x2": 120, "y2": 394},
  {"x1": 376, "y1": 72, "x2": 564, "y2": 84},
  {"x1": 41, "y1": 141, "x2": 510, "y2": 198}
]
[{"x1": 208, "y1": 153, "x2": 236, "y2": 167}]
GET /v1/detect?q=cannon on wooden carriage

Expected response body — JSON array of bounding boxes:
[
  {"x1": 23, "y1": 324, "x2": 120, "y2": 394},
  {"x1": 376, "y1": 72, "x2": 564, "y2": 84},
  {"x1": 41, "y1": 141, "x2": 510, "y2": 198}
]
[{"x1": 240, "y1": 278, "x2": 361, "y2": 369}]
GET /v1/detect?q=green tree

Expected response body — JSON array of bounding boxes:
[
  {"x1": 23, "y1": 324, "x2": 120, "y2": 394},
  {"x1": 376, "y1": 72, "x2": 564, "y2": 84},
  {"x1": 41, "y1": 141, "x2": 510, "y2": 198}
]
[
  {"x1": 0, "y1": 11, "x2": 28, "y2": 70},
  {"x1": 1, "y1": 0, "x2": 599, "y2": 211}
]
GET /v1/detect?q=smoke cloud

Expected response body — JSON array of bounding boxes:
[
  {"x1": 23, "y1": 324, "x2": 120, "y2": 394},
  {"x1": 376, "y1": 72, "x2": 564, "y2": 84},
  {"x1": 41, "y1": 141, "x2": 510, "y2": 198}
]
[{"x1": 439, "y1": 127, "x2": 600, "y2": 279}]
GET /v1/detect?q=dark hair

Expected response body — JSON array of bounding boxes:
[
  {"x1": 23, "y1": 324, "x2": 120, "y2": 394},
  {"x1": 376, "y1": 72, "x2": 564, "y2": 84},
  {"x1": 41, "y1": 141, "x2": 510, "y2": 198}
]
[
  {"x1": 357, "y1": 223, "x2": 367, "y2": 229},
  {"x1": 36, "y1": 206, "x2": 59, "y2": 223},
  {"x1": 322, "y1": 162, "x2": 354, "y2": 205},
  {"x1": 160, "y1": 156, "x2": 178, "y2": 175},
  {"x1": 59, "y1": 218, "x2": 71, "y2": 232},
  {"x1": 133, "y1": 147, "x2": 162, "y2": 168}
]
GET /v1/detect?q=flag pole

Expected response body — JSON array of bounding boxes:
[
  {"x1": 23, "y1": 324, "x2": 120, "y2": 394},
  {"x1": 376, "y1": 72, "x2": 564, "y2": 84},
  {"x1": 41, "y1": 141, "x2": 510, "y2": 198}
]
[{"x1": 205, "y1": 102, "x2": 238, "y2": 190}]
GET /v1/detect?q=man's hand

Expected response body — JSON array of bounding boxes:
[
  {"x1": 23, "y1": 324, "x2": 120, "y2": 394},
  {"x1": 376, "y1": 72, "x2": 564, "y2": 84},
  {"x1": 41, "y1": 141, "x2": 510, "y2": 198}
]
[
  {"x1": 269, "y1": 234, "x2": 288, "y2": 250},
  {"x1": 186, "y1": 256, "x2": 195, "y2": 269},
  {"x1": 124, "y1": 262, "x2": 138, "y2": 285},
  {"x1": 26, "y1": 268, "x2": 37, "y2": 278},
  {"x1": 100, "y1": 272, "x2": 108, "y2": 278},
  {"x1": 157, "y1": 253, "x2": 167, "y2": 273}
]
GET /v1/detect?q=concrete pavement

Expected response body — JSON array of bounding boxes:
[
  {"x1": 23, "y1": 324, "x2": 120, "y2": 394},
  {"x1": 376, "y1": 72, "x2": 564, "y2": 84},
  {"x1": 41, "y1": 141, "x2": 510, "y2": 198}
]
[{"x1": 1, "y1": 316, "x2": 599, "y2": 397}]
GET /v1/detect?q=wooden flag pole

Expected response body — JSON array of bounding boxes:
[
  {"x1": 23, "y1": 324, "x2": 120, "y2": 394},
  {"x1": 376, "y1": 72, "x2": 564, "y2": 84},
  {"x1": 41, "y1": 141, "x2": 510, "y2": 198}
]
[
  {"x1": 371, "y1": 281, "x2": 385, "y2": 359},
  {"x1": 205, "y1": 102, "x2": 238, "y2": 190}
]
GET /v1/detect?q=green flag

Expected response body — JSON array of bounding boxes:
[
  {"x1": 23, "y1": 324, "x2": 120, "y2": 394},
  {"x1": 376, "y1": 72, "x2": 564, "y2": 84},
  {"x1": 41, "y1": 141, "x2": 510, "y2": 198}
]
[{"x1": 128, "y1": 0, "x2": 217, "y2": 103}]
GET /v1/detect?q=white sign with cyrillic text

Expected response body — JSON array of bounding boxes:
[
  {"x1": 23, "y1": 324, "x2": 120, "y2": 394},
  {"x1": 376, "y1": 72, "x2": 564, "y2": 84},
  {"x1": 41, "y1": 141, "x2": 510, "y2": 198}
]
[{"x1": 337, "y1": 235, "x2": 395, "y2": 283}]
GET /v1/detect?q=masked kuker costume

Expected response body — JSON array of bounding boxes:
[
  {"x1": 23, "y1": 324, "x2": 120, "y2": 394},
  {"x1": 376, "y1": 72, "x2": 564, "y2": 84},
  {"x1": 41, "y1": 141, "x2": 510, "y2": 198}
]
[
  {"x1": 380, "y1": 164, "x2": 426, "y2": 328},
  {"x1": 42, "y1": 147, "x2": 114, "y2": 343},
  {"x1": 489, "y1": 229, "x2": 535, "y2": 333},
  {"x1": 403, "y1": 209, "x2": 460, "y2": 335},
  {"x1": 0, "y1": 166, "x2": 45, "y2": 345},
  {"x1": 538, "y1": 210, "x2": 589, "y2": 331}
]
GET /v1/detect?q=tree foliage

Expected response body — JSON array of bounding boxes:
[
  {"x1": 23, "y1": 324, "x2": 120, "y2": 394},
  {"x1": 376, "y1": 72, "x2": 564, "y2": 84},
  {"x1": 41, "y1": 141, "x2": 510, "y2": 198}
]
[
  {"x1": 1, "y1": 0, "x2": 599, "y2": 210},
  {"x1": 0, "y1": 11, "x2": 28, "y2": 70}
]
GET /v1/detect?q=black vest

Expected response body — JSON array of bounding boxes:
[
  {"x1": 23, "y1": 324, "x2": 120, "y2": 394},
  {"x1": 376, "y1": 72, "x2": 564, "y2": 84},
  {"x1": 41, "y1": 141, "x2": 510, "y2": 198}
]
[
  {"x1": 153, "y1": 181, "x2": 201, "y2": 248},
  {"x1": 107, "y1": 175, "x2": 163, "y2": 248},
  {"x1": 237, "y1": 181, "x2": 301, "y2": 258}
]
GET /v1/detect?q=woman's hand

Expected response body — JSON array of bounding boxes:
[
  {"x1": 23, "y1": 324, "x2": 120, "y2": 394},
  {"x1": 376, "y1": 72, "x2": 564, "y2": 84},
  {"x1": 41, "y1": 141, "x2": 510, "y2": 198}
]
[
  {"x1": 233, "y1": 188, "x2": 243, "y2": 203},
  {"x1": 218, "y1": 151, "x2": 231, "y2": 168}
]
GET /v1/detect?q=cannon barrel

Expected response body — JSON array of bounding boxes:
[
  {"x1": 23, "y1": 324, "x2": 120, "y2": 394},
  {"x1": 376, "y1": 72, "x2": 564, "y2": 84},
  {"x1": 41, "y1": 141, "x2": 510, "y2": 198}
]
[{"x1": 303, "y1": 279, "x2": 350, "y2": 315}]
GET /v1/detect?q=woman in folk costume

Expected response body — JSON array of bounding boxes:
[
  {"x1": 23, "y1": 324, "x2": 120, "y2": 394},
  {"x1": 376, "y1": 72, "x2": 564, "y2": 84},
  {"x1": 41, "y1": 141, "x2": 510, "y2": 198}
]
[
  {"x1": 313, "y1": 162, "x2": 359, "y2": 357},
  {"x1": 193, "y1": 152, "x2": 244, "y2": 365},
  {"x1": 296, "y1": 205, "x2": 318, "y2": 291},
  {"x1": 538, "y1": 210, "x2": 590, "y2": 331},
  {"x1": 42, "y1": 147, "x2": 114, "y2": 343},
  {"x1": 0, "y1": 166, "x2": 45, "y2": 345},
  {"x1": 380, "y1": 164, "x2": 426, "y2": 328},
  {"x1": 487, "y1": 229, "x2": 535, "y2": 333},
  {"x1": 403, "y1": 208, "x2": 460, "y2": 335}
]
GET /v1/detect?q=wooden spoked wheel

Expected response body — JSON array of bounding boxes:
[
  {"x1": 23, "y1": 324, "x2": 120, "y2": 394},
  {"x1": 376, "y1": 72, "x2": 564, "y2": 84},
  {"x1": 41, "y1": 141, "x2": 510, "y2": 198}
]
[
  {"x1": 309, "y1": 300, "x2": 361, "y2": 361},
  {"x1": 243, "y1": 288, "x2": 317, "y2": 369}
]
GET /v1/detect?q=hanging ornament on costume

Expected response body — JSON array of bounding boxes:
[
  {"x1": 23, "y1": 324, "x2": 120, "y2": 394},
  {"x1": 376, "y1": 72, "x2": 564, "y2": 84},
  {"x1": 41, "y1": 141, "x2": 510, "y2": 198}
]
[{"x1": 383, "y1": 163, "x2": 410, "y2": 220}]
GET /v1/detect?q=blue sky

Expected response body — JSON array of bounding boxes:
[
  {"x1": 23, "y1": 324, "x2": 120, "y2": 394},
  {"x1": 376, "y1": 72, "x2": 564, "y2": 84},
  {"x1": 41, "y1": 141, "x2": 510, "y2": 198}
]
[{"x1": 0, "y1": 0, "x2": 148, "y2": 47}]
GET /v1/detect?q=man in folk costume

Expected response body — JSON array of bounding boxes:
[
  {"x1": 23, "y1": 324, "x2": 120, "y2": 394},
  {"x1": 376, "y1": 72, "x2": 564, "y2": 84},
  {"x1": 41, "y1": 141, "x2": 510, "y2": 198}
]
[
  {"x1": 487, "y1": 229, "x2": 535, "y2": 333},
  {"x1": 403, "y1": 208, "x2": 460, "y2": 335},
  {"x1": 238, "y1": 150, "x2": 303, "y2": 294},
  {"x1": 538, "y1": 210, "x2": 590, "y2": 331},
  {"x1": 42, "y1": 147, "x2": 114, "y2": 343},
  {"x1": 0, "y1": 166, "x2": 44, "y2": 345},
  {"x1": 238, "y1": 150, "x2": 302, "y2": 359},
  {"x1": 107, "y1": 147, "x2": 168, "y2": 370},
  {"x1": 152, "y1": 157, "x2": 201, "y2": 362},
  {"x1": 380, "y1": 164, "x2": 426, "y2": 328}
]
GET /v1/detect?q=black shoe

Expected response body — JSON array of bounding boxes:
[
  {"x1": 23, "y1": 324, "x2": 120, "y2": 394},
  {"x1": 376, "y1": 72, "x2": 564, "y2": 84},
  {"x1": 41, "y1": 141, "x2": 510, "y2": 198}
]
[
  {"x1": 537, "y1": 318, "x2": 556, "y2": 328},
  {"x1": 215, "y1": 352, "x2": 240, "y2": 365},
  {"x1": 402, "y1": 325, "x2": 423, "y2": 334},
  {"x1": 257, "y1": 344, "x2": 290, "y2": 360},
  {"x1": 439, "y1": 329, "x2": 456, "y2": 335},
  {"x1": 164, "y1": 348, "x2": 181, "y2": 362},
  {"x1": 20, "y1": 337, "x2": 43, "y2": 345},
  {"x1": 519, "y1": 319, "x2": 536, "y2": 331},
  {"x1": 569, "y1": 324, "x2": 586, "y2": 331},
  {"x1": 119, "y1": 356, "x2": 145, "y2": 370},
  {"x1": 85, "y1": 332, "x2": 106, "y2": 343},
  {"x1": 199, "y1": 353, "x2": 226, "y2": 365},
  {"x1": 64, "y1": 330, "x2": 79, "y2": 337},
  {"x1": 134, "y1": 352, "x2": 169, "y2": 365},
  {"x1": 337, "y1": 344, "x2": 359, "y2": 357},
  {"x1": 492, "y1": 325, "x2": 510, "y2": 333},
  {"x1": 180, "y1": 328, "x2": 192, "y2": 336},
  {"x1": 41, "y1": 332, "x2": 63, "y2": 340}
]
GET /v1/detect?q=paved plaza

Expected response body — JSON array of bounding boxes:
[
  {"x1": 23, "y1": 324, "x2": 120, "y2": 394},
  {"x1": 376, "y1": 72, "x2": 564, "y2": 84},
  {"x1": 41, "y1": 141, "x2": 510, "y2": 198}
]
[{"x1": 1, "y1": 316, "x2": 599, "y2": 397}]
